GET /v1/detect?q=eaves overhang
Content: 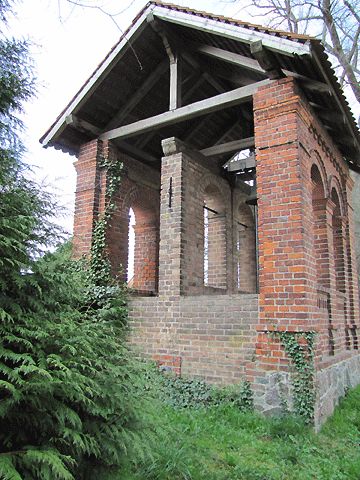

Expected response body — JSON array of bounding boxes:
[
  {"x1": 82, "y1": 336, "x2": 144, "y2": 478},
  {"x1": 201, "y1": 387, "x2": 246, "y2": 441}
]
[{"x1": 40, "y1": 1, "x2": 360, "y2": 171}]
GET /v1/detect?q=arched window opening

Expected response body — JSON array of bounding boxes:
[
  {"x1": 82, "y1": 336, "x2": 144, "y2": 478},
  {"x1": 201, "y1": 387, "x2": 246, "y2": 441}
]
[
  {"x1": 235, "y1": 203, "x2": 256, "y2": 293},
  {"x1": 126, "y1": 196, "x2": 159, "y2": 296},
  {"x1": 203, "y1": 184, "x2": 226, "y2": 289},
  {"x1": 331, "y1": 188, "x2": 345, "y2": 293},
  {"x1": 311, "y1": 164, "x2": 327, "y2": 288},
  {"x1": 127, "y1": 207, "x2": 135, "y2": 285},
  {"x1": 204, "y1": 204, "x2": 209, "y2": 285}
]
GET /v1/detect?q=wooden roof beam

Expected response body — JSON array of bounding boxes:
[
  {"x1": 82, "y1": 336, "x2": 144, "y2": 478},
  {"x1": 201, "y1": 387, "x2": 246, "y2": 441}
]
[
  {"x1": 200, "y1": 137, "x2": 255, "y2": 157},
  {"x1": 197, "y1": 44, "x2": 266, "y2": 76},
  {"x1": 226, "y1": 153, "x2": 256, "y2": 172},
  {"x1": 117, "y1": 141, "x2": 158, "y2": 163},
  {"x1": 66, "y1": 114, "x2": 101, "y2": 136},
  {"x1": 196, "y1": 43, "x2": 330, "y2": 92},
  {"x1": 135, "y1": 71, "x2": 207, "y2": 150},
  {"x1": 148, "y1": 15, "x2": 182, "y2": 110},
  {"x1": 100, "y1": 79, "x2": 271, "y2": 141},
  {"x1": 250, "y1": 40, "x2": 285, "y2": 80}
]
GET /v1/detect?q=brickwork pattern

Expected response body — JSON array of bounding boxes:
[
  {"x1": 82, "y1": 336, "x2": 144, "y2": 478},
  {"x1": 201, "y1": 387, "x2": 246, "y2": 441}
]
[
  {"x1": 71, "y1": 77, "x2": 360, "y2": 426},
  {"x1": 129, "y1": 294, "x2": 259, "y2": 383},
  {"x1": 251, "y1": 77, "x2": 360, "y2": 422}
]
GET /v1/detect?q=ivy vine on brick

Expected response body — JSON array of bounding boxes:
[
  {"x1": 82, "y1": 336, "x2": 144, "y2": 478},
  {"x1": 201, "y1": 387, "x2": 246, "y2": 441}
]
[
  {"x1": 88, "y1": 145, "x2": 123, "y2": 300},
  {"x1": 277, "y1": 331, "x2": 316, "y2": 423}
]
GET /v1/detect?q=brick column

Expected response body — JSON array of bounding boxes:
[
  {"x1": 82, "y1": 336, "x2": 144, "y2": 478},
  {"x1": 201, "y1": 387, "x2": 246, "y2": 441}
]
[
  {"x1": 158, "y1": 138, "x2": 185, "y2": 296},
  {"x1": 159, "y1": 137, "x2": 208, "y2": 296},
  {"x1": 249, "y1": 77, "x2": 317, "y2": 411},
  {"x1": 73, "y1": 139, "x2": 105, "y2": 258},
  {"x1": 255, "y1": 77, "x2": 314, "y2": 332}
]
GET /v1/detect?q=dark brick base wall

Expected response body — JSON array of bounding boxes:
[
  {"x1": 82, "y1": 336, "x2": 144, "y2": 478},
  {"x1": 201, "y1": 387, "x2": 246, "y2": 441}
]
[{"x1": 129, "y1": 293, "x2": 259, "y2": 383}]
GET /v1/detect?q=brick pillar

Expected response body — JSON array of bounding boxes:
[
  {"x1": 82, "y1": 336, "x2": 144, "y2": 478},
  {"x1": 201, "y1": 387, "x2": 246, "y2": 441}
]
[
  {"x1": 159, "y1": 137, "x2": 206, "y2": 296},
  {"x1": 249, "y1": 77, "x2": 317, "y2": 411},
  {"x1": 158, "y1": 138, "x2": 185, "y2": 296},
  {"x1": 255, "y1": 77, "x2": 314, "y2": 332},
  {"x1": 73, "y1": 139, "x2": 105, "y2": 258}
]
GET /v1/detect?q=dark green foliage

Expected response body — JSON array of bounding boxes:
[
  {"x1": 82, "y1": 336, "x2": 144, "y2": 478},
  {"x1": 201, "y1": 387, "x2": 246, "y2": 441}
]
[
  {"x1": 0, "y1": 1, "x2": 138, "y2": 477},
  {"x1": 277, "y1": 331, "x2": 316, "y2": 423},
  {"x1": 144, "y1": 365, "x2": 253, "y2": 411},
  {"x1": 0, "y1": 245, "x2": 138, "y2": 479}
]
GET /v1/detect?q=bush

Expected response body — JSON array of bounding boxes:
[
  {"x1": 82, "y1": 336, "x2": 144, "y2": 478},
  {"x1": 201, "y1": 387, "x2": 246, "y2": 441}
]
[
  {"x1": 0, "y1": 2, "x2": 139, "y2": 477},
  {"x1": 145, "y1": 365, "x2": 254, "y2": 412},
  {"x1": 0, "y1": 244, "x2": 140, "y2": 479}
]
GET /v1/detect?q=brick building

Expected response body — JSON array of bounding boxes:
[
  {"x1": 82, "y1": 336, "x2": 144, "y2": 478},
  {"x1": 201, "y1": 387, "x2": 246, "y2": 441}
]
[{"x1": 41, "y1": 2, "x2": 360, "y2": 424}]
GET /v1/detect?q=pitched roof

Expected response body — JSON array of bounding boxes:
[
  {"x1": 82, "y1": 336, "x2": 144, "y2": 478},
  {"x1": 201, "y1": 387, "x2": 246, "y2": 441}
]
[{"x1": 40, "y1": 1, "x2": 360, "y2": 170}]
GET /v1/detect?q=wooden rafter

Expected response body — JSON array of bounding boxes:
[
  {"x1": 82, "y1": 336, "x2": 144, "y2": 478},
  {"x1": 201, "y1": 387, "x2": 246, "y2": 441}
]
[
  {"x1": 250, "y1": 40, "x2": 285, "y2": 80},
  {"x1": 103, "y1": 60, "x2": 168, "y2": 131},
  {"x1": 116, "y1": 141, "x2": 158, "y2": 163},
  {"x1": 100, "y1": 80, "x2": 271, "y2": 142},
  {"x1": 200, "y1": 137, "x2": 255, "y2": 157},
  {"x1": 181, "y1": 51, "x2": 227, "y2": 93},
  {"x1": 66, "y1": 114, "x2": 101, "y2": 136},
  {"x1": 196, "y1": 43, "x2": 331, "y2": 93}
]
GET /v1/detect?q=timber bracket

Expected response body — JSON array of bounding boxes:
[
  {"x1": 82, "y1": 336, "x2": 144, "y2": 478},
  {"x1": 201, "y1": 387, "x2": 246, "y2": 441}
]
[
  {"x1": 251, "y1": 40, "x2": 285, "y2": 80},
  {"x1": 148, "y1": 14, "x2": 182, "y2": 109}
]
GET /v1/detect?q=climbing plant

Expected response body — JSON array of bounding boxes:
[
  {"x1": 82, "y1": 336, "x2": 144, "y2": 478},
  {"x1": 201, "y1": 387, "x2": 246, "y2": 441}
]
[
  {"x1": 86, "y1": 145, "x2": 124, "y2": 306},
  {"x1": 277, "y1": 331, "x2": 316, "y2": 423}
]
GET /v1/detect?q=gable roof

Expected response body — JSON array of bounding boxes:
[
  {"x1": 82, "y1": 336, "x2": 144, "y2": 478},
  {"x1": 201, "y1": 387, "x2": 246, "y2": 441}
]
[{"x1": 40, "y1": 1, "x2": 360, "y2": 171}]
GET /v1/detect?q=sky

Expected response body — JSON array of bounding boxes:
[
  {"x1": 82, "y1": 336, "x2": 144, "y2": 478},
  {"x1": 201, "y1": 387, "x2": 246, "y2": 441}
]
[
  {"x1": 9, "y1": 0, "x2": 250, "y2": 235},
  {"x1": 8, "y1": 0, "x2": 360, "y2": 234}
]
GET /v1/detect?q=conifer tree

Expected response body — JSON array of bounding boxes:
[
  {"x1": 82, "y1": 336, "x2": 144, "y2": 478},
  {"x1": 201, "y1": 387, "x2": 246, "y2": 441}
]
[{"x1": 0, "y1": 2, "x2": 138, "y2": 478}]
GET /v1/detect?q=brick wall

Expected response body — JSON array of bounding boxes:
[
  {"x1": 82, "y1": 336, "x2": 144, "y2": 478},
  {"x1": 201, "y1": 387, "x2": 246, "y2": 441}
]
[
  {"x1": 71, "y1": 77, "x2": 360, "y2": 425},
  {"x1": 250, "y1": 76, "x2": 360, "y2": 420},
  {"x1": 129, "y1": 294, "x2": 259, "y2": 383},
  {"x1": 159, "y1": 137, "x2": 258, "y2": 296}
]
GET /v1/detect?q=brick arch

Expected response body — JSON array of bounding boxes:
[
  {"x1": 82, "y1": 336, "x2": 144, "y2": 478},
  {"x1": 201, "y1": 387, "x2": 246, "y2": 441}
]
[
  {"x1": 109, "y1": 182, "x2": 160, "y2": 293},
  {"x1": 328, "y1": 175, "x2": 346, "y2": 217},
  {"x1": 200, "y1": 174, "x2": 226, "y2": 214},
  {"x1": 121, "y1": 184, "x2": 159, "y2": 223},
  {"x1": 310, "y1": 150, "x2": 329, "y2": 199},
  {"x1": 310, "y1": 161, "x2": 329, "y2": 291},
  {"x1": 235, "y1": 201, "x2": 255, "y2": 225}
]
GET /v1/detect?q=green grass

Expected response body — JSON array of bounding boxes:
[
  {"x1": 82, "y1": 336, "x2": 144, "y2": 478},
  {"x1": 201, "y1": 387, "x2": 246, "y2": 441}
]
[{"x1": 122, "y1": 375, "x2": 360, "y2": 480}]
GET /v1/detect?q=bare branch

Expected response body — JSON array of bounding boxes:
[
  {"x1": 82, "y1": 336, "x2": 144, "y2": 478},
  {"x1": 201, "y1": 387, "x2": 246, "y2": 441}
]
[
  {"x1": 62, "y1": 0, "x2": 143, "y2": 70},
  {"x1": 226, "y1": 0, "x2": 359, "y2": 105}
]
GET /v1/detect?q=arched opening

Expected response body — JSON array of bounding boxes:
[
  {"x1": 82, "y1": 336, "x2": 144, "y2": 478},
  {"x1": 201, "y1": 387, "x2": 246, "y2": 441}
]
[
  {"x1": 331, "y1": 188, "x2": 345, "y2": 293},
  {"x1": 203, "y1": 184, "x2": 227, "y2": 289},
  {"x1": 311, "y1": 164, "x2": 328, "y2": 288},
  {"x1": 311, "y1": 164, "x2": 334, "y2": 355},
  {"x1": 235, "y1": 203, "x2": 257, "y2": 293},
  {"x1": 127, "y1": 207, "x2": 135, "y2": 284}
]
